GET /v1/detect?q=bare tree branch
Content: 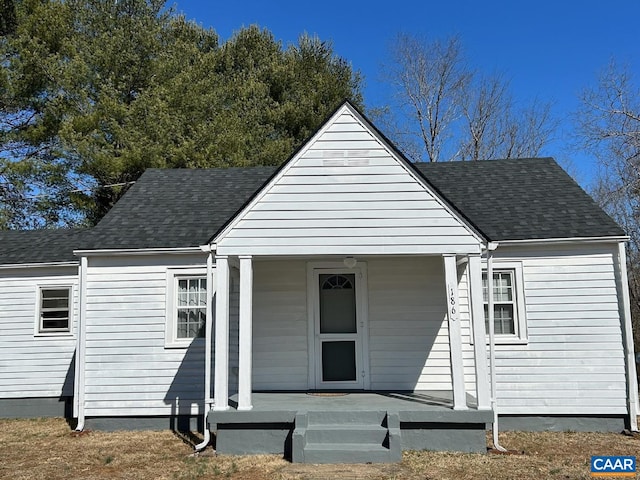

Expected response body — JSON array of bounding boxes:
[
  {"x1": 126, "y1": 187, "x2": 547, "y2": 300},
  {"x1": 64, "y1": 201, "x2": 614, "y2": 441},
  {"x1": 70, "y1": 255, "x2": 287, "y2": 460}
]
[{"x1": 380, "y1": 33, "x2": 555, "y2": 163}]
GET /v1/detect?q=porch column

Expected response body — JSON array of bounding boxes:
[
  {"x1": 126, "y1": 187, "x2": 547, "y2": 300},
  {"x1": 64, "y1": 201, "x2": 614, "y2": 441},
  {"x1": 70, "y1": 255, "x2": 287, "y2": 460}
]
[
  {"x1": 237, "y1": 255, "x2": 253, "y2": 411},
  {"x1": 468, "y1": 254, "x2": 491, "y2": 410},
  {"x1": 213, "y1": 255, "x2": 230, "y2": 411},
  {"x1": 443, "y1": 254, "x2": 468, "y2": 410}
]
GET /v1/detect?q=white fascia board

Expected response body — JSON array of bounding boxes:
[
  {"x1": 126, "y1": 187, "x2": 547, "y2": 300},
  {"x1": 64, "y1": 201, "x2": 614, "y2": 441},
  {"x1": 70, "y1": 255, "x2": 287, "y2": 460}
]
[
  {"x1": 0, "y1": 261, "x2": 78, "y2": 270},
  {"x1": 491, "y1": 235, "x2": 629, "y2": 247},
  {"x1": 73, "y1": 246, "x2": 204, "y2": 257}
]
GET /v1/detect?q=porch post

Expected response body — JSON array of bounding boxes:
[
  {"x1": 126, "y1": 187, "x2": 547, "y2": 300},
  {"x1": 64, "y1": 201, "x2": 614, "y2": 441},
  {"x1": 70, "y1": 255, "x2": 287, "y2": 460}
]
[
  {"x1": 468, "y1": 254, "x2": 491, "y2": 410},
  {"x1": 213, "y1": 255, "x2": 230, "y2": 411},
  {"x1": 237, "y1": 255, "x2": 253, "y2": 411},
  {"x1": 443, "y1": 254, "x2": 468, "y2": 410}
]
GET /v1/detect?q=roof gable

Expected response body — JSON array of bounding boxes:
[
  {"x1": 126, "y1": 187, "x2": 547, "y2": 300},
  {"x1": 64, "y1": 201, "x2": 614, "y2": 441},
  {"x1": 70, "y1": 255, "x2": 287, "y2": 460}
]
[{"x1": 213, "y1": 102, "x2": 484, "y2": 256}]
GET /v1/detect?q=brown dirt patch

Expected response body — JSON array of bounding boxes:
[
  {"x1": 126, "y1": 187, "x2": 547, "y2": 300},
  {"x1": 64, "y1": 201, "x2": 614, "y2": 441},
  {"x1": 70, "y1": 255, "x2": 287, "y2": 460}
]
[{"x1": 1, "y1": 418, "x2": 639, "y2": 479}]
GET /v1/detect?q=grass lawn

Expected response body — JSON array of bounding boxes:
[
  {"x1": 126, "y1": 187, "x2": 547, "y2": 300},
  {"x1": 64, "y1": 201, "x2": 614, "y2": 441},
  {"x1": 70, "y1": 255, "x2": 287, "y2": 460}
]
[{"x1": 0, "y1": 418, "x2": 639, "y2": 479}]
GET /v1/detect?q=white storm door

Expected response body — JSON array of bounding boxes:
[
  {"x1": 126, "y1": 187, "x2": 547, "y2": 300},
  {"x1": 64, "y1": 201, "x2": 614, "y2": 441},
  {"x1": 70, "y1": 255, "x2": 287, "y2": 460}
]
[{"x1": 313, "y1": 268, "x2": 367, "y2": 389}]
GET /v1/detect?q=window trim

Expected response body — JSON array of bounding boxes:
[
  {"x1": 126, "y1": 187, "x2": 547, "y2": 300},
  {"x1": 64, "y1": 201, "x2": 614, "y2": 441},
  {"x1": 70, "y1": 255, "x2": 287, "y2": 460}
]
[
  {"x1": 35, "y1": 284, "x2": 73, "y2": 337},
  {"x1": 482, "y1": 261, "x2": 528, "y2": 345},
  {"x1": 165, "y1": 267, "x2": 209, "y2": 348}
]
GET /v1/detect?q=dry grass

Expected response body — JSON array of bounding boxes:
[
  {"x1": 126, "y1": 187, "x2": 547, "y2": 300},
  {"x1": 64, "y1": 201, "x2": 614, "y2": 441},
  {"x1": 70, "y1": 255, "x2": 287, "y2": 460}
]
[{"x1": 0, "y1": 418, "x2": 639, "y2": 479}]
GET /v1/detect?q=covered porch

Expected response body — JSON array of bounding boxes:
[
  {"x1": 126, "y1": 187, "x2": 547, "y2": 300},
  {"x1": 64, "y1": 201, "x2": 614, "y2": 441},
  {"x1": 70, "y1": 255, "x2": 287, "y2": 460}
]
[
  {"x1": 209, "y1": 253, "x2": 492, "y2": 412},
  {"x1": 203, "y1": 252, "x2": 495, "y2": 461}
]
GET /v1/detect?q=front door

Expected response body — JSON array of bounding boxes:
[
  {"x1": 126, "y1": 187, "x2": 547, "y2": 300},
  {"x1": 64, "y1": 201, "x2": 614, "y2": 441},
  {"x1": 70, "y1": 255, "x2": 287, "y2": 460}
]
[{"x1": 311, "y1": 265, "x2": 368, "y2": 389}]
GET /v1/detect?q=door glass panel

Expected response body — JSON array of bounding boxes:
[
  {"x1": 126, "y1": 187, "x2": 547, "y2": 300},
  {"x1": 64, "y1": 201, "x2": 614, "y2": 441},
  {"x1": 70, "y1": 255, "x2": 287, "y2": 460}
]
[
  {"x1": 319, "y1": 274, "x2": 356, "y2": 334},
  {"x1": 322, "y1": 341, "x2": 357, "y2": 382}
]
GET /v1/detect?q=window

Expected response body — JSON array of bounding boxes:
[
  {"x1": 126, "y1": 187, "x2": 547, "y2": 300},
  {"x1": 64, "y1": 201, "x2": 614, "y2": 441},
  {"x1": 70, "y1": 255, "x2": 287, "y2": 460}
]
[
  {"x1": 482, "y1": 262, "x2": 527, "y2": 343},
  {"x1": 176, "y1": 277, "x2": 207, "y2": 339},
  {"x1": 38, "y1": 287, "x2": 71, "y2": 334},
  {"x1": 165, "y1": 268, "x2": 208, "y2": 347}
]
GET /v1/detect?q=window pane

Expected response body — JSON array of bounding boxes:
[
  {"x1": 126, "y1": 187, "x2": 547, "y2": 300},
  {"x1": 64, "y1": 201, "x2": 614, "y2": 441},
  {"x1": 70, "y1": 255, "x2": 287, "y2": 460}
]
[
  {"x1": 177, "y1": 280, "x2": 188, "y2": 306},
  {"x1": 42, "y1": 317, "x2": 69, "y2": 330},
  {"x1": 483, "y1": 272, "x2": 514, "y2": 301},
  {"x1": 42, "y1": 297, "x2": 69, "y2": 309},
  {"x1": 199, "y1": 279, "x2": 207, "y2": 306},
  {"x1": 175, "y1": 277, "x2": 206, "y2": 340},
  {"x1": 484, "y1": 304, "x2": 515, "y2": 334},
  {"x1": 42, "y1": 289, "x2": 69, "y2": 299},
  {"x1": 322, "y1": 341, "x2": 357, "y2": 382},
  {"x1": 494, "y1": 272, "x2": 513, "y2": 302},
  {"x1": 482, "y1": 274, "x2": 488, "y2": 302},
  {"x1": 319, "y1": 274, "x2": 356, "y2": 334},
  {"x1": 495, "y1": 304, "x2": 515, "y2": 334},
  {"x1": 40, "y1": 288, "x2": 70, "y2": 332},
  {"x1": 177, "y1": 309, "x2": 188, "y2": 338},
  {"x1": 197, "y1": 310, "x2": 206, "y2": 337}
]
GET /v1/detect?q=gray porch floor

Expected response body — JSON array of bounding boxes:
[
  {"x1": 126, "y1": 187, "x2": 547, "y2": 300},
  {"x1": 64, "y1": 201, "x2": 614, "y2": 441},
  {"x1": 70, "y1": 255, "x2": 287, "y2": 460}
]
[{"x1": 209, "y1": 391, "x2": 493, "y2": 426}]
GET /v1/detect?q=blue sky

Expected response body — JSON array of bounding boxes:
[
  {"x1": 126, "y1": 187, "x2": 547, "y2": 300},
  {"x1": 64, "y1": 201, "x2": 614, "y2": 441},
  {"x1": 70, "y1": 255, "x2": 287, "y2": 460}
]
[{"x1": 172, "y1": 0, "x2": 640, "y2": 185}]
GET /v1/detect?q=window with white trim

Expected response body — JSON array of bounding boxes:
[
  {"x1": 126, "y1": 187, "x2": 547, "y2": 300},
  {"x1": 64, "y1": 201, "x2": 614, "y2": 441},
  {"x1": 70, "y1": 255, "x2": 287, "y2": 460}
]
[
  {"x1": 166, "y1": 268, "x2": 208, "y2": 347},
  {"x1": 482, "y1": 262, "x2": 527, "y2": 343},
  {"x1": 38, "y1": 287, "x2": 71, "y2": 334},
  {"x1": 176, "y1": 277, "x2": 207, "y2": 339}
]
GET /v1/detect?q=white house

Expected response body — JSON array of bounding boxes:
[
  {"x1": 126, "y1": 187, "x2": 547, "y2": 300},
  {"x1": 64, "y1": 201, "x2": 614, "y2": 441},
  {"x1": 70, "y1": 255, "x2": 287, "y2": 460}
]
[{"x1": 0, "y1": 102, "x2": 637, "y2": 463}]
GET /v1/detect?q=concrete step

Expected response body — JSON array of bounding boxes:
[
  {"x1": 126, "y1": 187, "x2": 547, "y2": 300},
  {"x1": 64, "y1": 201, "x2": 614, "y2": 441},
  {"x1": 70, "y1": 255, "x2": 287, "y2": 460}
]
[
  {"x1": 305, "y1": 424, "x2": 388, "y2": 445},
  {"x1": 306, "y1": 410, "x2": 386, "y2": 426},
  {"x1": 302, "y1": 442, "x2": 398, "y2": 464}
]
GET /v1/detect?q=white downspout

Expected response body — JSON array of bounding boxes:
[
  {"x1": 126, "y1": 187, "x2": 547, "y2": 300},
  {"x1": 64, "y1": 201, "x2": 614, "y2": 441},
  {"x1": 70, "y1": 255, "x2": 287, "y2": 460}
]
[
  {"x1": 617, "y1": 242, "x2": 639, "y2": 431},
  {"x1": 487, "y1": 243, "x2": 507, "y2": 452},
  {"x1": 74, "y1": 256, "x2": 88, "y2": 431},
  {"x1": 195, "y1": 249, "x2": 214, "y2": 451}
]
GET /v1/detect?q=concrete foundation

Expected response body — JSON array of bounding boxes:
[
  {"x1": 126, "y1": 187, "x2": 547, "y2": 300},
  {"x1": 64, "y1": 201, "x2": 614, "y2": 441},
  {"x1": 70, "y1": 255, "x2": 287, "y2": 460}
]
[
  {"x1": 0, "y1": 397, "x2": 72, "y2": 419},
  {"x1": 85, "y1": 415, "x2": 203, "y2": 432},
  {"x1": 497, "y1": 415, "x2": 627, "y2": 433}
]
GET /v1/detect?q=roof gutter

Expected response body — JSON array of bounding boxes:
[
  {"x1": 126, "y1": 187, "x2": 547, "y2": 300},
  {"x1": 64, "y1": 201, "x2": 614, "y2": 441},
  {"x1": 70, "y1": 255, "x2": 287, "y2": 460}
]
[
  {"x1": 0, "y1": 261, "x2": 79, "y2": 270},
  {"x1": 493, "y1": 235, "x2": 629, "y2": 246},
  {"x1": 73, "y1": 246, "x2": 206, "y2": 257}
]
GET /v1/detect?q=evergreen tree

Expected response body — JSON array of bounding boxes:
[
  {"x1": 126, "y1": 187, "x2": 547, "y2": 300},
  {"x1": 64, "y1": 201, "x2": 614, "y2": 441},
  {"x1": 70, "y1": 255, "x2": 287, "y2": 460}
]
[{"x1": 0, "y1": 0, "x2": 362, "y2": 226}]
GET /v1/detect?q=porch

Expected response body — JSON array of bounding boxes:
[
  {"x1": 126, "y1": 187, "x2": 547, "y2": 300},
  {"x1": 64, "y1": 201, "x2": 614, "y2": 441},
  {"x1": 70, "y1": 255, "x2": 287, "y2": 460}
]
[{"x1": 208, "y1": 391, "x2": 493, "y2": 462}]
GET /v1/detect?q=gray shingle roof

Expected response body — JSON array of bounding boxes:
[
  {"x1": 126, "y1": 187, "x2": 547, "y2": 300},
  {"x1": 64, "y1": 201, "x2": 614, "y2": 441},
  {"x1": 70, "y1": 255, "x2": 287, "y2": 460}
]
[
  {"x1": 0, "y1": 229, "x2": 89, "y2": 265},
  {"x1": 0, "y1": 157, "x2": 625, "y2": 265},
  {"x1": 414, "y1": 157, "x2": 625, "y2": 241},
  {"x1": 80, "y1": 166, "x2": 277, "y2": 250}
]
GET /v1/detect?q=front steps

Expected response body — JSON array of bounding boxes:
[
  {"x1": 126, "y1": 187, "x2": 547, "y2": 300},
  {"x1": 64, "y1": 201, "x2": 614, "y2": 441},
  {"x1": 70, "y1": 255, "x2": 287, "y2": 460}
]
[{"x1": 292, "y1": 410, "x2": 401, "y2": 463}]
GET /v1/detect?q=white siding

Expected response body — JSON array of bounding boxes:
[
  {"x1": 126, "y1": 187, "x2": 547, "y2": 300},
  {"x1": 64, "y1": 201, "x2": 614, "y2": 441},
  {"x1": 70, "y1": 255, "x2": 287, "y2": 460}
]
[
  {"x1": 251, "y1": 257, "x2": 455, "y2": 392},
  {"x1": 492, "y1": 244, "x2": 628, "y2": 415},
  {"x1": 368, "y1": 257, "x2": 452, "y2": 390},
  {"x1": 83, "y1": 254, "x2": 209, "y2": 417},
  {"x1": 216, "y1": 106, "x2": 480, "y2": 256},
  {"x1": 0, "y1": 266, "x2": 78, "y2": 399},
  {"x1": 252, "y1": 260, "x2": 309, "y2": 390}
]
